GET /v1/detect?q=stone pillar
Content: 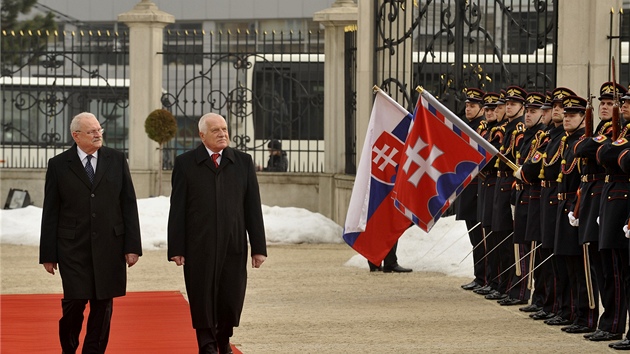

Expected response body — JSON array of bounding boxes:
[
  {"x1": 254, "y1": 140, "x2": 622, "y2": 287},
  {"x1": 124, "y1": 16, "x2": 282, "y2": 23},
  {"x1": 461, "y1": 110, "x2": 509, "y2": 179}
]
[
  {"x1": 557, "y1": 0, "x2": 622, "y2": 97},
  {"x1": 118, "y1": 1, "x2": 174, "y2": 177},
  {"x1": 355, "y1": 0, "x2": 375, "y2": 172},
  {"x1": 314, "y1": 0, "x2": 358, "y2": 174}
]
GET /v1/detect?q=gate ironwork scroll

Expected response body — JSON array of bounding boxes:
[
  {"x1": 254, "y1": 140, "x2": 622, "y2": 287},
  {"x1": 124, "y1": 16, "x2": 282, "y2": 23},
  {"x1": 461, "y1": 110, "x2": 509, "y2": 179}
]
[{"x1": 374, "y1": 0, "x2": 558, "y2": 115}]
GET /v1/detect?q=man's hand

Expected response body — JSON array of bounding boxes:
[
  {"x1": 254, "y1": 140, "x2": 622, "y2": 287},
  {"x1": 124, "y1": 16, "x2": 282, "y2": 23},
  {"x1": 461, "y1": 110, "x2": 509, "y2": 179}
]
[
  {"x1": 252, "y1": 254, "x2": 266, "y2": 268},
  {"x1": 125, "y1": 253, "x2": 139, "y2": 267},
  {"x1": 170, "y1": 256, "x2": 185, "y2": 266},
  {"x1": 43, "y1": 262, "x2": 57, "y2": 275}
]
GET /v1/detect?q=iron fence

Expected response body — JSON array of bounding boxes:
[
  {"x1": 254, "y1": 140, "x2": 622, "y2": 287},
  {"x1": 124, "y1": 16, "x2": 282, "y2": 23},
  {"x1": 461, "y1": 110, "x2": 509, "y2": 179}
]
[
  {"x1": 1, "y1": 29, "x2": 129, "y2": 168},
  {"x1": 159, "y1": 29, "x2": 325, "y2": 172},
  {"x1": 375, "y1": 0, "x2": 558, "y2": 115}
]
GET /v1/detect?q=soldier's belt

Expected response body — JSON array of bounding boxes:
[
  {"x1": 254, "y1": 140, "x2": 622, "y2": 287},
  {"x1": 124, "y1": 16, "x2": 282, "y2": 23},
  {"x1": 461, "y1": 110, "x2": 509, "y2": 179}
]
[
  {"x1": 541, "y1": 180, "x2": 557, "y2": 188},
  {"x1": 557, "y1": 192, "x2": 575, "y2": 201},
  {"x1": 604, "y1": 174, "x2": 630, "y2": 183},
  {"x1": 580, "y1": 173, "x2": 605, "y2": 183},
  {"x1": 497, "y1": 171, "x2": 512, "y2": 178}
]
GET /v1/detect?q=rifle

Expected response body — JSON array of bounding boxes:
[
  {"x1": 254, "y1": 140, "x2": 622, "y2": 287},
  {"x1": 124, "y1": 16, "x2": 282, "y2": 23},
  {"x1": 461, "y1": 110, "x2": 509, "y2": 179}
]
[
  {"x1": 612, "y1": 56, "x2": 621, "y2": 140},
  {"x1": 573, "y1": 63, "x2": 593, "y2": 219}
]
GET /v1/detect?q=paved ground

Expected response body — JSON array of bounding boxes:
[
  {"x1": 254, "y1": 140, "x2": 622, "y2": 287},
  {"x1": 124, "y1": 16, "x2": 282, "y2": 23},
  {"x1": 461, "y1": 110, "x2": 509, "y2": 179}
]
[{"x1": 1, "y1": 243, "x2": 619, "y2": 353}]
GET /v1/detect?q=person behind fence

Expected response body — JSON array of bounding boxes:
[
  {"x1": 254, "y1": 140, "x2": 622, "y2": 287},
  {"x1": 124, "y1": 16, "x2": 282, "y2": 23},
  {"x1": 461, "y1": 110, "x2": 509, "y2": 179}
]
[
  {"x1": 261, "y1": 139, "x2": 288, "y2": 172},
  {"x1": 39, "y1": 112, "x2": 142, "y2": 354},
  {"x1": 168, "y1": 112, "x2": 267, "y2": 354}
]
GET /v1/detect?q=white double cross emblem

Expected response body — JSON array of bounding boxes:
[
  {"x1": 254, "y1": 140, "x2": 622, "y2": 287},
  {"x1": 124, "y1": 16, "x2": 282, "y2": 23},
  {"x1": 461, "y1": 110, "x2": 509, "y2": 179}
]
[{"x1": 402, "y1": 136, "x2": 443, "y2": 187}]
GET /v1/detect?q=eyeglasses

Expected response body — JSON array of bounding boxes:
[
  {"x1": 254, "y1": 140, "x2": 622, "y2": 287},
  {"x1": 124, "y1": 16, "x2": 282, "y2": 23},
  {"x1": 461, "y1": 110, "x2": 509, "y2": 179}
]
[{"x1": 75, "y1": 129, "x2": 104, "y2": 135}]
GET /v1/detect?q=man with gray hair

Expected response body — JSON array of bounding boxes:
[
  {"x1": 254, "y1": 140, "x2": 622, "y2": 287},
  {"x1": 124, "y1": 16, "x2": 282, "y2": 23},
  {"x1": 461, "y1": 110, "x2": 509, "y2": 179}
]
[
  {"x1": 40, "y1": 112, "x2": 142, "y2": 353},
  {"x1": 168, "y1": 112, "x2": 267, "y2": 354}
]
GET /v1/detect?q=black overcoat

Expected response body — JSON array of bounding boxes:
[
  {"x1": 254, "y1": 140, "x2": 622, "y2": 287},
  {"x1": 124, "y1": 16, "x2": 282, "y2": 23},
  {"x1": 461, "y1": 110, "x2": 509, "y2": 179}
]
[
  {"x1": 39, "y1": 145, "x2": 142, "y2": 299},
  {"x1": 167, "y1": 145, "x2": 267, "y2": 329}
]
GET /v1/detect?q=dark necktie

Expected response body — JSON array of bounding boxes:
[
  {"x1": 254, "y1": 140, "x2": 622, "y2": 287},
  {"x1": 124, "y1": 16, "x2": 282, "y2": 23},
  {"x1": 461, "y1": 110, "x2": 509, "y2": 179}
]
[
  {"x1": 85, "y1": 155, "x2": 95, "y2": 183},
  {"x1": 211, "y1": 153, "x2": 220, "y2": 168}
]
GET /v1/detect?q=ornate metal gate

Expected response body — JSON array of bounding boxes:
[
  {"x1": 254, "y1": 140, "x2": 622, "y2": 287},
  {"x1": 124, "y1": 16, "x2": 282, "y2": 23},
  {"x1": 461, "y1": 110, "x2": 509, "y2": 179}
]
[{"x1": 374, "y1": 0, "x2": 558, "y2": 114}]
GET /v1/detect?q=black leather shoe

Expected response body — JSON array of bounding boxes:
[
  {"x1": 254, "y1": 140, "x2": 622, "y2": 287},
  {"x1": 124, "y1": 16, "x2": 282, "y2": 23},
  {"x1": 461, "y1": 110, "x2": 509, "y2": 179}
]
[
  {"x1": 484, "y1": 290, "x2": 507, "y2": 300},
  {"x1": 610, "y1": 338, "x2": 630, "y2": 349},
  {"x1": 519, "y1": 304, "x2": 541, "y2": 312},
  {"x1": 461, "y1": 280, "x2": 481, "y2": 290},
  {"x1": 530, "y1": 310, "x2": 555, "y2": 320},
  {"x1": 473, "y1": 285, "x2": 493, "y2": 295},
  {"x1": 218, "y1": 343, "x2": 233, "y2": 354},
  {"x1": 498, "y1": 297, "x2": 528, "y2": 306},
  {"x1": 545, "y1": 315, "x2": 572, "y2": 326},
  {"x1": 562, "y1": 324, "x2": 595, "y2": 334},
  {"x1": 584, "y1": 329, "x2": 603, "y2": 339},
  {"x1": 589, "y1": 330, "x2": 623, "y2": 342},
  {"x1": 383, "y1": 265, "x2": 412, "y2": 273},
  {"x1": 368, "y1": 262, "x2": 382, "y2": 272},
  {"x1": 200, "y1": 342, "x2": 219, "y2": 354}
]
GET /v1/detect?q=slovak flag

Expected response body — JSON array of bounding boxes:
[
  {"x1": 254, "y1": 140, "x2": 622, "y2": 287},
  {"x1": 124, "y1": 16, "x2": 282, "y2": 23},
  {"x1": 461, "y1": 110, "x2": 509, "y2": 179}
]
[
  {"x1": 343, "y1": 90, "x2": 413, "y2": 265},
  {"x1": 392, "y1": 89, "x2": 498, "y2": 232}
]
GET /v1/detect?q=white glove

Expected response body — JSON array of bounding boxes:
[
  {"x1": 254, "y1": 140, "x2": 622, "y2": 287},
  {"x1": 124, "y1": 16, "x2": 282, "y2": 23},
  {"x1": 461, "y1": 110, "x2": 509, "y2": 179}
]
[
  {"x1": 624, "y1": 224, "x2": 630, "y2": 239},
  {"x1": 568, "y1": 211, "x2": 579, "y2": 227},
  {"x1": 513, "y1": 167, "x2": 523, "y2": 181},
  {"x1": 597, "y1": 216, "x2": 600, "y2": 225},
  {"x1": 511, "y1": 204, "x2": 515, "y2": 219}
]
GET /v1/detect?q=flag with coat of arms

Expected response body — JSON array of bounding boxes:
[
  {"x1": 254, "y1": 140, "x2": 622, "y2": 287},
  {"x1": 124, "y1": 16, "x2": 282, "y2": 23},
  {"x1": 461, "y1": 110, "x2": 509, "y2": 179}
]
[
  {"x1": 392, "y1": 89, "x2": 499, "y2": 232},
  {"x1": 342, "y1": 89, "x2": 413, "y2": 265}
]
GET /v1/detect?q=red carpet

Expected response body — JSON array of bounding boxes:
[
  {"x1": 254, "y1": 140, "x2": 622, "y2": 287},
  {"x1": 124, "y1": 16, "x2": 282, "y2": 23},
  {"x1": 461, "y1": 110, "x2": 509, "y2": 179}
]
[{"x1": 1, "y1": 291, "x2": 242, "y2": 353}]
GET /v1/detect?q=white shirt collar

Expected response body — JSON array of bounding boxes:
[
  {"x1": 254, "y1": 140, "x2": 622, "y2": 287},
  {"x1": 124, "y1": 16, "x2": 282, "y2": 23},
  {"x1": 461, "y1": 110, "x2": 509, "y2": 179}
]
[{"x1": 77, "y1": 147, "x2": 98, "y2": 161}]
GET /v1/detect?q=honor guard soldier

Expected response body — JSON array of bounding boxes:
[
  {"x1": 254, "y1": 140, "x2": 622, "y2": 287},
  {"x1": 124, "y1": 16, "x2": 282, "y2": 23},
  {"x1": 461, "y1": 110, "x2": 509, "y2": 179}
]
[
  {"x1": 486, "y1": 86, "x2": 526, "y2": 302},
  {"x1": 474, "y1": 91, "x2": 507, "y2": 296},
  {"x1": 517, "y1": 91, "x2": 554, "y2": 313},
  {"x1": 501, "y1": 92, "x2": 546, "y2": 306},
  {"x1": 520, "y1": 87, "x2": 575, "y2": 322},
  {"x1": 459, "y1": 88, "x2": 487, "y2": 291},
  {"x1": 575, "y1": 82, "x2": 627, "y2": 342},
  {"x1": 554, "y1": 95, "x2": 598, "y2": 334}
]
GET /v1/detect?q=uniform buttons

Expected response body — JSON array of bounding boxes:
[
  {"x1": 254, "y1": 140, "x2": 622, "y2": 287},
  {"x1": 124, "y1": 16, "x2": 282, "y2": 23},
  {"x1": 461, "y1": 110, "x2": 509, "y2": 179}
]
[
  {"x1": 91, "y1": 194, "x2": 95, "y2": 197},
  {"x1": 92, "y1": 213, "x2": 96, "y2": 217}
]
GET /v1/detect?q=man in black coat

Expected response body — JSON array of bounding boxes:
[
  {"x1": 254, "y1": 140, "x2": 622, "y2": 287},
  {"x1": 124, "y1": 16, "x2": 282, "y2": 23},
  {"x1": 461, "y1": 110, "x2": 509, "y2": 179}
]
[
  {"x1": 168, "y1": 113, "x2": 268, "y2": 354},
  {"x1": 39, "y1": 112, "x2": 142, "y2": 353}
]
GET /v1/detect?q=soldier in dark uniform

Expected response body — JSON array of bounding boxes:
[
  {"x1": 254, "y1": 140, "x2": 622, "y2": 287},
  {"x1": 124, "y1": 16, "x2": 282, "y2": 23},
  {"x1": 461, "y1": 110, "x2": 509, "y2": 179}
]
[
  {"x1": 597, "y1": 123, "x2": 630, "y2": 349},
  {"x1": 520, "y1": 87, "x2": 574, "y2": 322},
  {"x1": 518, "y1": 91, "x2": 553, "y2": 313},
  {"x1": 459, "y1": 88, "x2": 487, "y2": 291},
  {"x1": 474, "y1": 91, "x2": 508, "y2": 296},
  {"x1": 485, "y1": 86, "x2": 526, "y2": 302},
  {"x1": 500, "y1": 92, "x2": 546, "y2": 306},
  {"x1": 574, "y1": 82, "x2": 627, "y2": 342},
  {"x1": 613, "y1": 141, "x2": 630, "y2": 350},
  {"x1": 553, "y1": 95, "x2": 598, "y2": 334}
]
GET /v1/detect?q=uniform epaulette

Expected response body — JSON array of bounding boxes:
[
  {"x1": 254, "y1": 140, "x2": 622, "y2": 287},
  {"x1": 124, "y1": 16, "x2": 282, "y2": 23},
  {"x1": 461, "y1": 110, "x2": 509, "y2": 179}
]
[
  {"x1": 515, "y1": 122, "x2": 526, "y2": 132},
  {"x1": 612, "y1": 137, "x2": 629, "y2": 146},
  {"x1": 593, "y1": 135, "x2": 608, "y2": 144}
]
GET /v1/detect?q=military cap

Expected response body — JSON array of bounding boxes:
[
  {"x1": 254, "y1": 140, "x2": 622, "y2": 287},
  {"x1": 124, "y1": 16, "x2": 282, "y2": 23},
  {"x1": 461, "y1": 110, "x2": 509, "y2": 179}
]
[
  {"x1": 482, "y1": 92, "x2": 500, "y2": 107},
  {"x1": 598, "y1": 82, "x2": 626, "y2": 100},
  {"x1": 525, "y1": 92, "x2": 545, "y2": 108},
  {"x1": 464, "y1": 88, "x2": 484, "y2": 104},
  {"x1": 497, "y1": 89, "x2": 507, "y2": 105},
  {"x1": 563, "y1": 95, "x2": 587, "y2": 113},
  {"x1": 542, "y1": 91, "x2": 553, "y2": 110},
  {"x1": 552, "y1": 87, "x2": 576, "y2": 103},
  {"x1": 505, "y1": 86, "x2": 527, "y2": 103},
  {"x1": 621, "y1": 88, "x2": 630, "y2": 101}
]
